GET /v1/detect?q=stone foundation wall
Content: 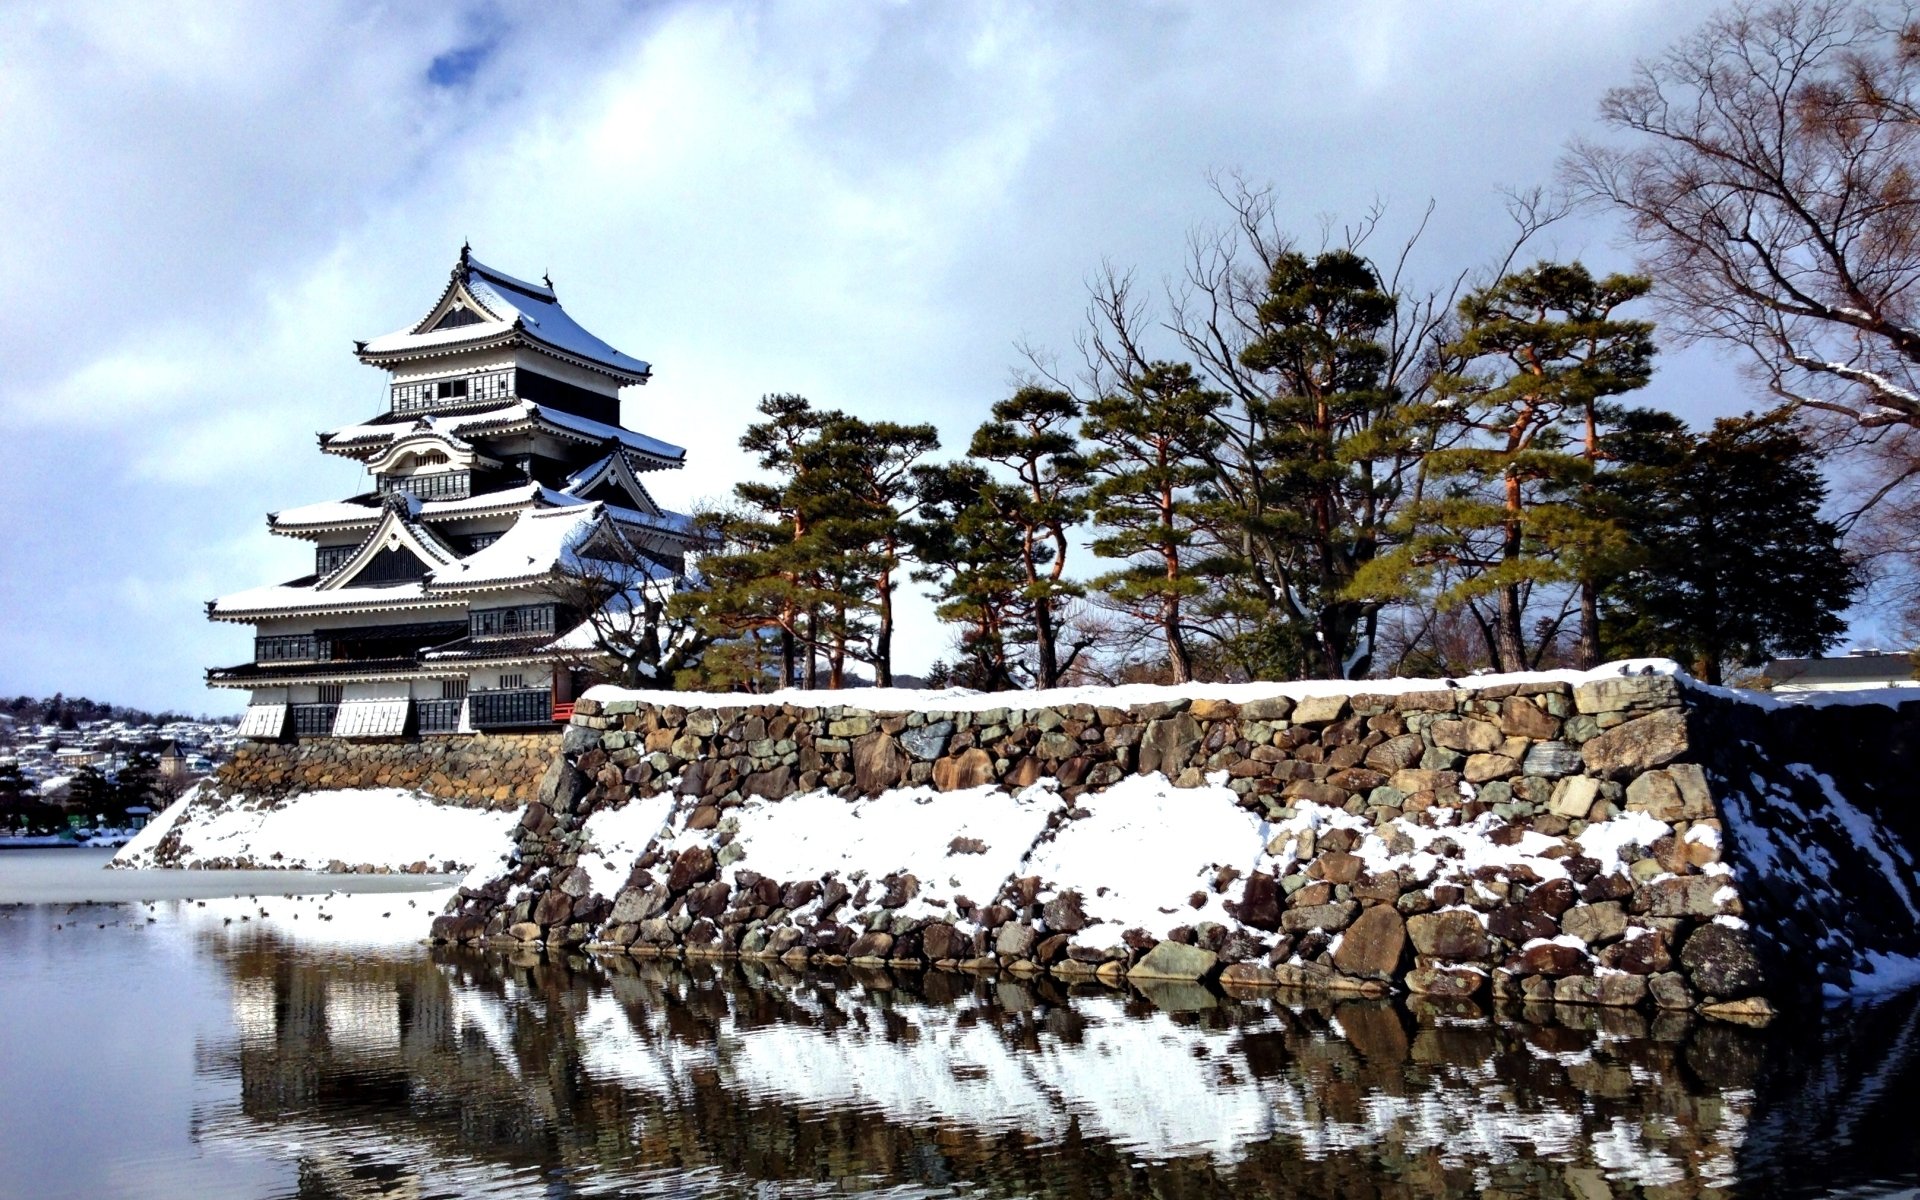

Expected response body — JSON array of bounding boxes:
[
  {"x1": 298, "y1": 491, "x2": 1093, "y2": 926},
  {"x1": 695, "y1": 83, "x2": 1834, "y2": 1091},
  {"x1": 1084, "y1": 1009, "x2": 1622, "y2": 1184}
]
[
  {"x1": 211, "y1": 733, "x2": 561, "y2": 808},
  {"x1": 431, "y1": 672, "x2": 1919, "y2": 1016}
]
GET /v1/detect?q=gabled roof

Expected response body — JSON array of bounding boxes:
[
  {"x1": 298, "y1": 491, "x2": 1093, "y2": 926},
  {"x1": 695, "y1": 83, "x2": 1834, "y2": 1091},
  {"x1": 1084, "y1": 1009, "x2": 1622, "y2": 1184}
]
[
  {"x1": 563, "y1": 450, "x2": 663, "y2": 515},
  {"x1": 317, "y1": 505, "x2": 464, "y2": 591},
  {"x1": 429, "y1": 503, "x2": 623, "y2": 593},
  {"x1": 356, "y1": 247, "x2": 652, "y2": 384},
  {"x1": 319, "y1": 400, "x2": 685, "y2": 469}
]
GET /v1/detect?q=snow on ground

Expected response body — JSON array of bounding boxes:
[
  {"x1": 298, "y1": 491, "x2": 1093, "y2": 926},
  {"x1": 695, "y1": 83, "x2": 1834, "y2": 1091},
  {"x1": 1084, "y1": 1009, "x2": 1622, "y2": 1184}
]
[
  {"x1": 111, "y1": 788, "x2": 521, "y2": 874},
  {"x1": 108, "y1": 785, "x2": 202, "y2": 863},
  {"x1": 1022, "y1": 773, "x2": 1267, "y2": 940},
  {"x1": 579, "y1": 795, "x2": 677, "y2": 899},
  {"x1": 658, "y1": 781, "x2": 1065, "y2": 922},
  {"x1": 169, "y1": 885, "x2": 460, "y2": 948}
]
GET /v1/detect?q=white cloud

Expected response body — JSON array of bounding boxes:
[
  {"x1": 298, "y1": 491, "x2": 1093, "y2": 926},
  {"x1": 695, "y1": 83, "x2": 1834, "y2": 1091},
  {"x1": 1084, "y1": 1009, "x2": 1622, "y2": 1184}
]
[{"x1": 0, "y1": 0, "x2": 1745, "y2": 710}]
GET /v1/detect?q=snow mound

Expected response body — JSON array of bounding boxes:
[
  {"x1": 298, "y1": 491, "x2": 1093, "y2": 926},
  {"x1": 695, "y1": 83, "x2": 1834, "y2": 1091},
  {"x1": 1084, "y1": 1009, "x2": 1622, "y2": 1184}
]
[{"x1": 112, "y1": 788, "x2": 521, "y2": 874}]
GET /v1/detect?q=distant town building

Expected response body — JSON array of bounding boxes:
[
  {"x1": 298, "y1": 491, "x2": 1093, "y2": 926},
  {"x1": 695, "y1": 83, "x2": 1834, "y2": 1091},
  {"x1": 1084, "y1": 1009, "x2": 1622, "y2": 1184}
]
[
  {"x1": 208, "y1": 247, "x2": 704, "y2": 741},
  {"x1": 1762, "y1": 648, "x2": 1920, "y2": 693}
]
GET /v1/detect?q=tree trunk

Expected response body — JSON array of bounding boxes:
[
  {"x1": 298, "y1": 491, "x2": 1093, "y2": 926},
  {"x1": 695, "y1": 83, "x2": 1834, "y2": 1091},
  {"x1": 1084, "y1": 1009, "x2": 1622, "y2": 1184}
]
[
  {"x1": 1575, "y1": 580, "x2": 1600, "y2": 670},
  {"x1": 1034, "y1": 597, "x2": 1059, "y2": 690},
  {"x1": 780, "y1": 625, "x2": 796, "y2": 692},
  {"x1": 876, "y1": 561, "x2": 894, "y2": 688},
  {"x1": 805, "y1": 607, "x2": 820, "y2": 690},
  {"x1": 1496, "y1": 584, "x2": 1526, "y2": 673},
  {"x1": 1165, "y1": 596, "x2": 1194, "y2": 684}
]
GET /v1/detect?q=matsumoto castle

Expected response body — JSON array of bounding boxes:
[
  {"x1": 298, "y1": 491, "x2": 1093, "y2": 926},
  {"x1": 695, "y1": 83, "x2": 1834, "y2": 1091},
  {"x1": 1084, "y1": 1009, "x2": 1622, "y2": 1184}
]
[{"x1": 209, "y1": 247, "x2": 703, "y2": 740}]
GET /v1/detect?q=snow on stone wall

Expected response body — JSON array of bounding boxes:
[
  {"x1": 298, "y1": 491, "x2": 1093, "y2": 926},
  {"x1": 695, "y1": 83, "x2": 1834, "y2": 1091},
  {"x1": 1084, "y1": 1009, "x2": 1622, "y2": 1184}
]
[{"x1": 430, "y1": 665, "x2": 1920, "y2": 1015}]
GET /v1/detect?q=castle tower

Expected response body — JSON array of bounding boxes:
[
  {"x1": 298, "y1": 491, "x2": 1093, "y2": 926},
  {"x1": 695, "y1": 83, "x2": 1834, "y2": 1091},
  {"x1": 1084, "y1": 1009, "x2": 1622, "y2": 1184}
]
[{"x1": 208, "y1": 248, "x2": 703, "y2": 740}]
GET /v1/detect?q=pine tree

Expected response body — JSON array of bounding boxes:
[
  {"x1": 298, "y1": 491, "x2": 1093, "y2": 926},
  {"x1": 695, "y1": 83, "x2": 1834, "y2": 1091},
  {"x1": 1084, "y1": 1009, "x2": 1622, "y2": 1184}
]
[
  {"x1": 909, "y1": 462, "x2": 1031, "y2": 690},
  {"x1": 967, "y1": 387, "x2": 1091, "y2": 687},
  {"x1": 801, "y1": 415, "x2": 940, "y2": 686},
  {"x1": 1223, "y1": 248, "x2": 1424, "y2": 679},
  {"x1": 1083, "y1": 361, "x2": 1226, "y2": 683},
  {"x1": 1354, "y1": 263, "x2": 1653, "y2": 671},
  {"x1": 1599, "y1": 413, "x2": 1860, "y2": 684},
  {"x1": 674, "y1": 395, "x2": 841, "y2": 689}
]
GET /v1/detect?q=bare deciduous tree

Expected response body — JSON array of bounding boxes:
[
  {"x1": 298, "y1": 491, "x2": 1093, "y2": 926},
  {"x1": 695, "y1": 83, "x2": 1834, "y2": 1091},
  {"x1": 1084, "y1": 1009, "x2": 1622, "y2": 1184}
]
[{"x1": 1566, "y1": 0, "x2": 1920, "y2": 543}]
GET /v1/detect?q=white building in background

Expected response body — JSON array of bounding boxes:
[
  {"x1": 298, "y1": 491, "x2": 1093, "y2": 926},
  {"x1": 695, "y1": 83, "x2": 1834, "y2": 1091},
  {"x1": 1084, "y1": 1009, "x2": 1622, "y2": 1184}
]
[
  {"x1": 1762, "y1": 648, "x2": 1920, "y2": 693},
  {"x1": 208, "y1": 247, "x2": 706, "y2": 741}
]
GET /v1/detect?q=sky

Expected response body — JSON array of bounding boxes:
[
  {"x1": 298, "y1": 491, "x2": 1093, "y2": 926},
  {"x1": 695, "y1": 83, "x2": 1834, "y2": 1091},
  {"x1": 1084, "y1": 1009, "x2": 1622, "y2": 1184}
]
[{"x1": 0, "y1": 1, "x2": 1803, "y2": 714}]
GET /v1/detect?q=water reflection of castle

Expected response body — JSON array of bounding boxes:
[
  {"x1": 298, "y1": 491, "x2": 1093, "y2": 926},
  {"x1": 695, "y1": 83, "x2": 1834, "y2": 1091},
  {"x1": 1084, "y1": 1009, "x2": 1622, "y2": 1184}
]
[{"x1": 189, "y1": 938, "x2": 1906, "y2": 1199}]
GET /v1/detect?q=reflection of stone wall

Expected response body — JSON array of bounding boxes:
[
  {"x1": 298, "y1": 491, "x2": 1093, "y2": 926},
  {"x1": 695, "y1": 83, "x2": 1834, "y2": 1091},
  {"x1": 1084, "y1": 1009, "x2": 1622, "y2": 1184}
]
[
  {"x1": 209, "y1": 733, "x2": 560, "y2": 808},
  {"x1": 210, "y1": 941, "x2": 1917, "y2": 1199},
  {"x1": 438, "y1": 674, "x2": 1920, "y2": 1013}
]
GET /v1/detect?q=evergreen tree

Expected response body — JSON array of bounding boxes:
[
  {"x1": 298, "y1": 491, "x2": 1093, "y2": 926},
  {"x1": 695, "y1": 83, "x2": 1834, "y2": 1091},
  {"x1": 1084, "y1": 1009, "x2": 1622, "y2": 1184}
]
[
  {"x1": 67, "y1": 765, "x2": 115, "y2": 816},
  {"x1": 674, "y1": 395, "x2": 840, "y2": 688},
  {"x1": 1599, "y1": 413, "x2": 1860, "y2": 684},
  {"x1": 1354, "y1": 263, "x2": 1653, "y2": 671},
  {"x1": 910, "y1": 462, "x2": 1031, "y2": 690},
  {"x1": 967, "y1": 386, "x2": 1091, "y2": 687},
  {"x1": 1083, "y1": 361, "x2": 1227, "y2": 683},
  {"x1": 802, "y1": 415, "x2": 940, "y2": 686},
  {"x1": 1221, "y1": 248, "x2": 1424, "y2": 679}
]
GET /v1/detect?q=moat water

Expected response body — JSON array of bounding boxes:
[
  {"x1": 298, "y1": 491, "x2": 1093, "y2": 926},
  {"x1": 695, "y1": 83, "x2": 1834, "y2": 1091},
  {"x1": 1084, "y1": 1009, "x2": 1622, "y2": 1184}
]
[{"x1": 3, "y1": 851, "x2": 1919, "y2": 1199}]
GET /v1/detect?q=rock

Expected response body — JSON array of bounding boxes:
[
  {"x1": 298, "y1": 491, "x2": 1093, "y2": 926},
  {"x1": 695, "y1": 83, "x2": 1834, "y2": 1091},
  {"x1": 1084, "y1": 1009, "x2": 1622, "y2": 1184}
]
[
  {"x1": 532, "y1": 888, "x2": 574, "y2": 927},
  {"x1": 1499, "y1": 696, "x2": 1560, "y2": 739},
  {"x1": 1553, "y1": 974, "x2": 1649, "y2": 1007},
  {"x1": 1042, "y1": 891, "x2": 1089, "y2": 934},
  {"x1": 1648, "y1": 971, "x2": 1694, "y2": 1010},
  {"x1": 1522, "y1": 741, "x2": 1583, "y2": 777},
  {"x1": 1507, "y1": 941, "x2": 1589, "y2": 977},
  {"x1": 1547, "y1": 775, "x2": 1601, "y2": 819},
  {"x1": 899, "y1": 720, "x2": 955, "y2": 761},
  {"x1": 1218, "y1": 962, "x2": 1279, "y2": 989},
  {"x1": 1291, "y1": 695, "x2": 1349, "y2": 724},
  {"x1": 880, "y1": 874, "x2": 919, "y2": 908},
  {"x1": 1331, "y1": 904, "x2": 1407, "y2": 981},
  {"x1": 995, "y1": 924, "x2": 1037, "y2": 958},
  {"x1": 507, "y1": 921, "x2": 543, "y2": 943},
  {"x1": 1573, "y1": 674, "x2": 1681, "y2": 714},
  {"x1": 1464, "y1": 753, "x2": 1520, "y2": 783},
  {"x1": 1131, "y1": 940, "x2": 1221, "y2": 981},
  {"x1": 1281, "y1": 901, "x2": 1359, "y2": 933},
  {"x1": 1365, "y1": 735, "x2": 1426, "y2": 773},
  {"x1": 1644, "y1": 875, "x2": 1730, "y2": 919},
  {"x1": 1581, "y1": 709, "x2": 1689, "y2": 778},
  {"x1": 1680, "y1": 923, "x2": 1765, "y2": 997},
  {"x1": 1699, "y1": 996, "x2": 1775, "y2": 1022},
  {"x1": 1601, "y1": 929, "x2": 1672, "y2": 975},
  {"x1": 932, "y1": 748, "x2": 994, "y2": 791},
  {"x1": 666, "y1": 846, "x2": 716, "y2": 893},
  {"x1": 743, "y1": 765, "x2": 792, "y2": 799},
  {"x1": 1315, "y1": 851, "x2": 1364, "y2": 884},
  {"x1": 1138, "y1": 713, "x2": 1204, "y2": 776},
  {"x1": 1230, "y1": 872, "x2": 1284, "y2": 931},
  {"x1": 1430, "y1": 718, "x2": 1504, "y2": 753},
  {"x1": 1668, "y1": 762, "x2": 1716, "y2": 819},
  {"x1": 1407, "y1": 910, "x2": 1490, "y2": 961},
  {"x1": 1624, "y1": 770, "x2": 1686, "y2": 820},
  {"x1": 554, "y1": 866, "x2": 592, "y2": 898},
  {"x1": 1561, "y1": 902, "x2": 1628, "y2": 946},
  {"x1": 1406, "y1": 964, "x2": 1487, "y2": 999},
  {"x1": 848, "y1": 931, "x2": 894, "y2": 960},
  {"x1": 852, "y1": 731, "x2": 911, "y2": 794},
  {"x1": 1240, "y1": 696, "x2": 1295, "y2": 721},
  {"x1": 920, "y1": 922, "x2": 965, "y2": 961}
]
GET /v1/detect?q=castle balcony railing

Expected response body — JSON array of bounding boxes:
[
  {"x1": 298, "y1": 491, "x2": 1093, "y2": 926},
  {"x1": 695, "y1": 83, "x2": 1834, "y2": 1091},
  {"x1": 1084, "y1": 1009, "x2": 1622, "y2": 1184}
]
[
  {"x1": 290, "y1": 704, "x2": 339, "y2": 738},
  {"x1": 390, "y1": 369, "x2": 515, "y2": 416},
  {"x1": 468, "y1": 688, "x2": 555, "y2": 730},
  {"x1": 415, "y1": 699, "x2": 463, "y2": 735},
  {"x1": 378, "y1": 471, "x2": 472, "y2": 502}
]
